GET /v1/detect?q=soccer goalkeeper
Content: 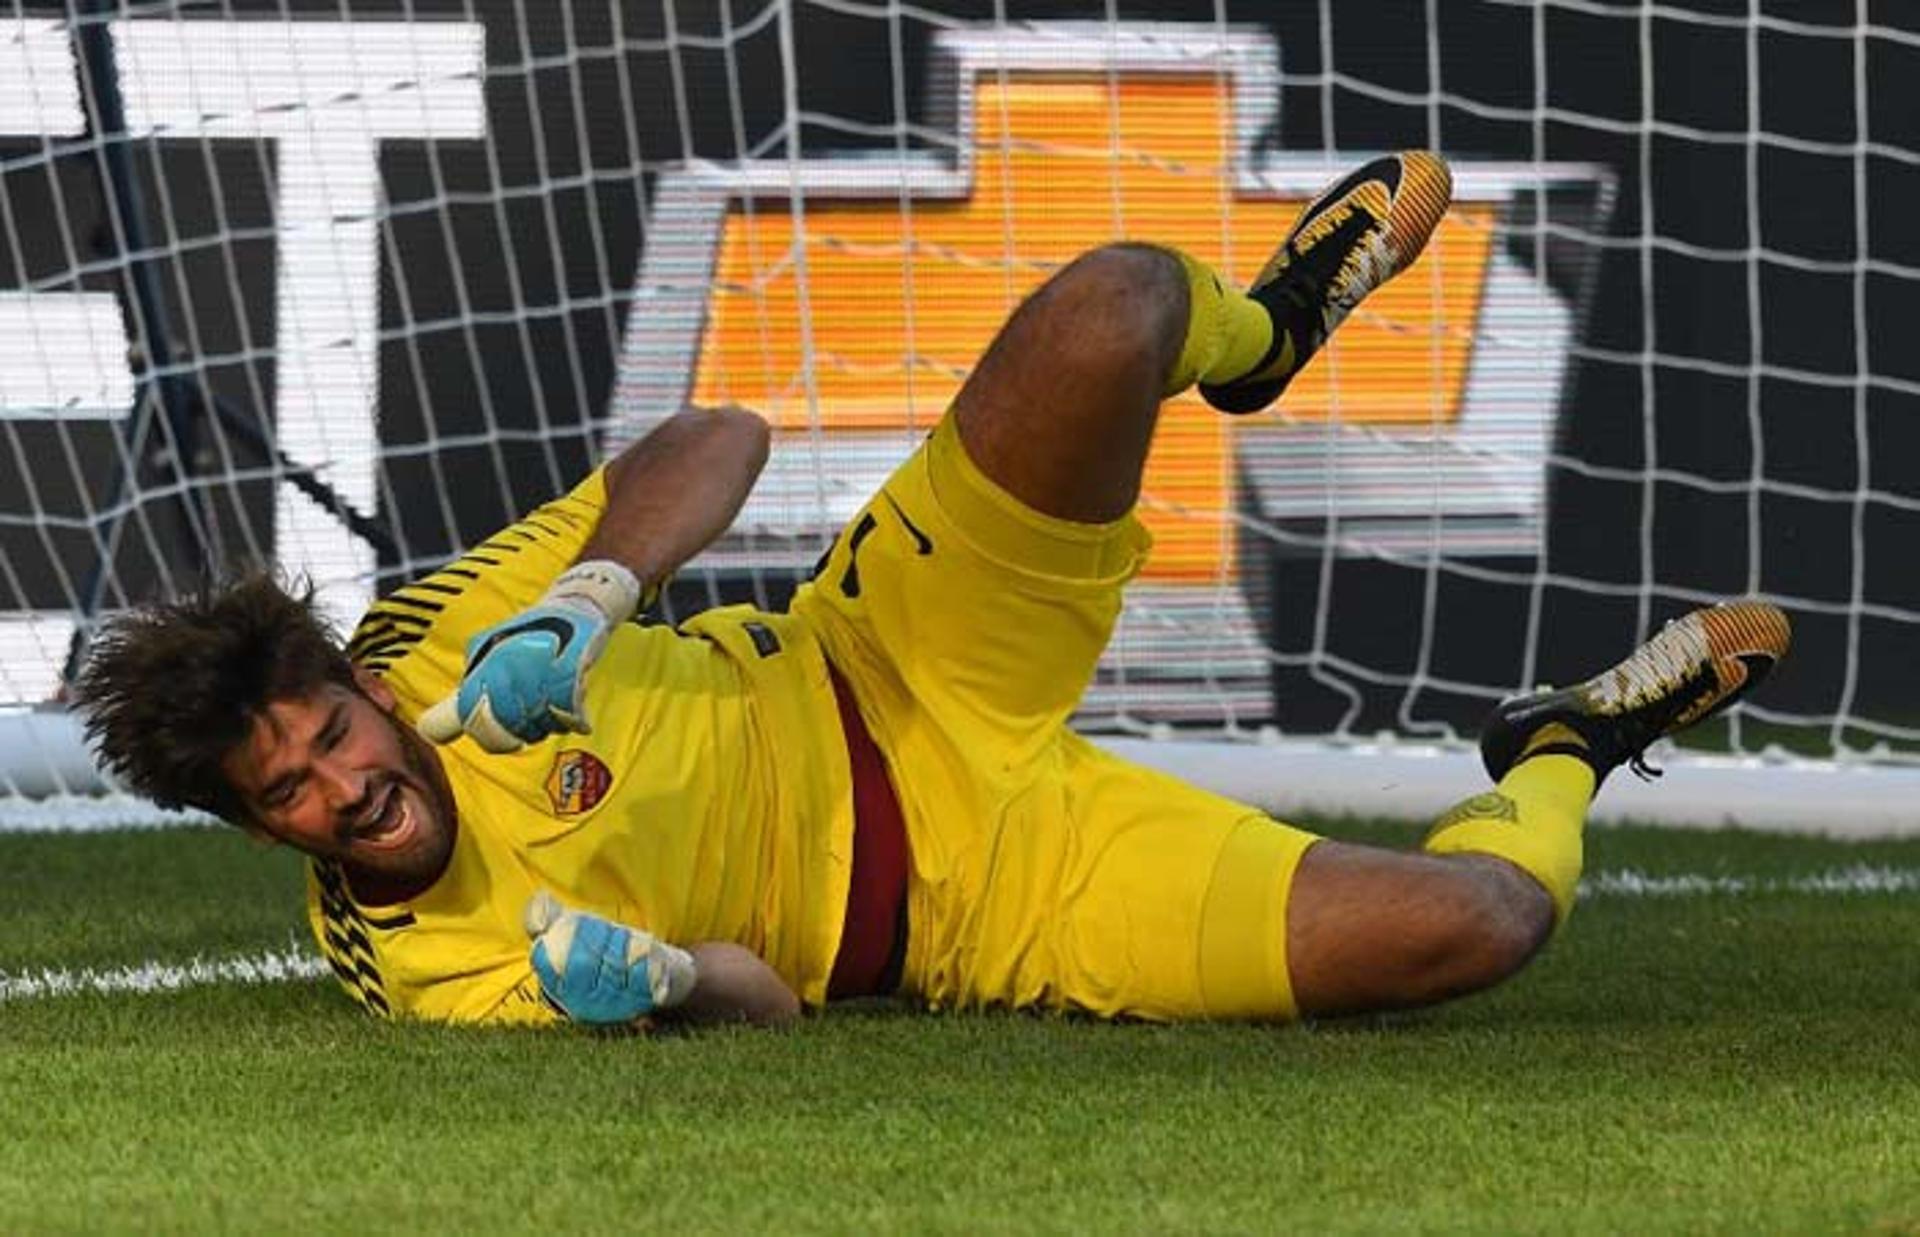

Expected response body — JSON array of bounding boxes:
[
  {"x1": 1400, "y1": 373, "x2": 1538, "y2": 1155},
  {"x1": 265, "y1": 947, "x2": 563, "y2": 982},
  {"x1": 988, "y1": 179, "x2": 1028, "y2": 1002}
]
[{"x1": 73, "y1": 152, "x2": 1790, "y2": 1029}]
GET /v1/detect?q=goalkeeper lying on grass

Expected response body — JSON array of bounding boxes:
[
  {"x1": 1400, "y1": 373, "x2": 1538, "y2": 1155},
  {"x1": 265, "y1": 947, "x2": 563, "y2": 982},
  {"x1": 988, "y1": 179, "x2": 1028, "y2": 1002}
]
[{"x1": 71, "y1": 152, "x2": 1791, "y2": 1030}]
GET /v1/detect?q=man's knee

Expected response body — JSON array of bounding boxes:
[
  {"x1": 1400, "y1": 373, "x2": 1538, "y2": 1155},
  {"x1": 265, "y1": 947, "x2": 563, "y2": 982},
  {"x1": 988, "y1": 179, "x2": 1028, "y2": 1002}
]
[
  {"x1": 1042, "y1": 243, "x2": 1187, "y2": 363},
  {"x1": 1287, "y1": 843, "x2": 1554, "y2": 1015},
  {"x1": 1412, "y1": 858, "x2": 1554, "y2": 999}
]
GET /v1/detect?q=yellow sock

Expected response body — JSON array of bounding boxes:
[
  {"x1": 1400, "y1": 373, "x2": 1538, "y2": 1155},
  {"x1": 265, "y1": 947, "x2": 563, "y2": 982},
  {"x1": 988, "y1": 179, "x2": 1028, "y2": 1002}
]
[
  {"x1": 1161, "y1": 248, "x2": 1286, "y2": 397},
  {"x1": 1421, "y1": 754, "x2": 1596, "y2": 928}
]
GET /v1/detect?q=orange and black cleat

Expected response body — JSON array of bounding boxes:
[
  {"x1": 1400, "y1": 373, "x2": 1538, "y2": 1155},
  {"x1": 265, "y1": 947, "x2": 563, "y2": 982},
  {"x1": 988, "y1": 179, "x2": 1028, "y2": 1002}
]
[
  {"x1": 1201, "y1": 149, "x2": 1455, "y2": 415},
  {"x1": 1480, "y1": 601, "x2": 1793, "y2": 785}
]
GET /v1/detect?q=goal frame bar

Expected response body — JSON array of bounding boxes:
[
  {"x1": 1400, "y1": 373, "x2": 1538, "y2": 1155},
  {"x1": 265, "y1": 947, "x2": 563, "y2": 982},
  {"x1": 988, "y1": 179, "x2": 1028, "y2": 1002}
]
[{"x1": 3, "y1": 708, "x2": 1911, "y2": 838}]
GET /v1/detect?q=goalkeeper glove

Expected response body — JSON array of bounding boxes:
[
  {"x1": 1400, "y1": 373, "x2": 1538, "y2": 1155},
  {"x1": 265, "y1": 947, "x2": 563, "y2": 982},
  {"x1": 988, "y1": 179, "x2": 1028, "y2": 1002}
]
[
  {"x1": 417, "y1": 560, "x2": 645, "y2": 754},
  {"x1": 523, "y1": 890, "x2": 698, "y2": 1026}
]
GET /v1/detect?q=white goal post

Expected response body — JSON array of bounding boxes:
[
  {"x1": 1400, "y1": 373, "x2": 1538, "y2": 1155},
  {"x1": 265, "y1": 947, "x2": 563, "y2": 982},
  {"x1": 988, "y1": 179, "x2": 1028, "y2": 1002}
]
[{"x1": 2, "y1": 6, "x2": 1917, "y2": 834}]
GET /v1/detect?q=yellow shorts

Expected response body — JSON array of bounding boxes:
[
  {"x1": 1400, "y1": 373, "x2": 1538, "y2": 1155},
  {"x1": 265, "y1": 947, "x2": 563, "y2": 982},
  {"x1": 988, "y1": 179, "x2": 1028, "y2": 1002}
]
[{"x1": 790, "y1": 415, "x2": 1321, "y2": 1021}]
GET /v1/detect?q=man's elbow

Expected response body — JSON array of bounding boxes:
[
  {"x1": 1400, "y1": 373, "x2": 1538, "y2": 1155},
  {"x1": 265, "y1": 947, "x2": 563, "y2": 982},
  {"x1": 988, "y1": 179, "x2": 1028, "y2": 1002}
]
[
  {"x1": 681, "y1": 941, "x2": 802, "y2": 1027},
  {"x1": 708, "y1": 403, "x2": 771, "y2": 472},
  {"x1": 744, "y1": 986, "x2": 802, "y2": 1027},
  {"x1": 680, "y1": 402, "x2": 768, "y2": 448}
]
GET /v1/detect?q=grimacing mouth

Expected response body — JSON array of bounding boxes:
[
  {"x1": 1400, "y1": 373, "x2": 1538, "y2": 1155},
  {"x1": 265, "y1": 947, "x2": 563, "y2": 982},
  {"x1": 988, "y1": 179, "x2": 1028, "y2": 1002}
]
[{"x1": 352, "y1": 782, "x2": 412, "y2": 850}]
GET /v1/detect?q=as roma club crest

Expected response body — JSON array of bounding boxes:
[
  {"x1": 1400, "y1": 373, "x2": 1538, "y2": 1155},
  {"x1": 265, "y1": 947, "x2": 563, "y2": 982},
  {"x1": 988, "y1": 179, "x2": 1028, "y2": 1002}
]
[{"x1": 545, "y1": 749, "x2": 612, "y2": 816}]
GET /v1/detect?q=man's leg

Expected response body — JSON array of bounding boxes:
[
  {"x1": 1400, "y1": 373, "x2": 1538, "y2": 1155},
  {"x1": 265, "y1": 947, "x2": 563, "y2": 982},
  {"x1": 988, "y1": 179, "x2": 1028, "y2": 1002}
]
[
  {"x1": 941, "y1": 150, "x2": 1543, "y2": 1018},
  {"x1": 943, "y1": 150, "x2": 1550, "y2": 1016},
  {"x1": 1285, "y1": 768, "x2": 1585, "y2": 1017},
  {"x1": 949, "y1": 240, "x2": 1190, "y2": 524},
  {"x1": 953, "y1": 151, "x2": 1454, "y2": 523},
  {"x1": 1285, "y1": 602, "x2": 1791, "y2": 1017}
]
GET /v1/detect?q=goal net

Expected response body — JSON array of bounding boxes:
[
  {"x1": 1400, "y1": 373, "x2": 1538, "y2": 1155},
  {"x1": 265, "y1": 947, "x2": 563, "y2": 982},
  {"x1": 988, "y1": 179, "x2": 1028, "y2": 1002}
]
[{"x1": 3, "y1": 2, "x2": 1916, "y2": 831}]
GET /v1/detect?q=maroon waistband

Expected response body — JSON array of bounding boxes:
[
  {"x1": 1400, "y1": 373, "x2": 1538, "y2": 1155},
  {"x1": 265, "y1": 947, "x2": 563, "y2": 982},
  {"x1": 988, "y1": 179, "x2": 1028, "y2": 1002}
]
[{"x1": 825, "y1": 664, "x2": 910, "y2": 1000}]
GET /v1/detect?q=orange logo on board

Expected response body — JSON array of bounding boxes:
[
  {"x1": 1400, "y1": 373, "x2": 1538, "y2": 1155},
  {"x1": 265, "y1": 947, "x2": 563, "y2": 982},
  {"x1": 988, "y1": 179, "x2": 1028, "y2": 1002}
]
[
  {"x1": 545, "y1": 749, "x2": 612, "y2": 816},
  {"x1": 681, "y1": 41, "x2": 1494, "y2": 582},
  {"x1": 618, "y1": 24, "x2": 1608, "y2": 582}
]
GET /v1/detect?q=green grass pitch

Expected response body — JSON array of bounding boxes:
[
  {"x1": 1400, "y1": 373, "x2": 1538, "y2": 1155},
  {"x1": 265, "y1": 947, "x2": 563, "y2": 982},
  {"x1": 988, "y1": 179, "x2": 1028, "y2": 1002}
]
[{"x1": 3, "y1": 819, "x2": 1919, "y2": 1234}]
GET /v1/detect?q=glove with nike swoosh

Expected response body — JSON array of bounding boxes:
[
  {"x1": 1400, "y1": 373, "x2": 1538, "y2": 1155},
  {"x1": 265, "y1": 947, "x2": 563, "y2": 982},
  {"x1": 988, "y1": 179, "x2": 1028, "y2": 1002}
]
[
  {"x1": 523, "y1": 890, "x2": 698, "y2": 1025},
  {"x1": 417, "y1": 560, "x2": 644, "y2": 754}
]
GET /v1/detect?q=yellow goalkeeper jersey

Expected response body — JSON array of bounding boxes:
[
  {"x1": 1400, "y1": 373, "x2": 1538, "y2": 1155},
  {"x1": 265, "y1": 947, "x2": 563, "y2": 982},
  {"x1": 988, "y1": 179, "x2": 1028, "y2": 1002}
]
[{"x1": 307, "y1": 469, "x2": 855, "y2": 1024}]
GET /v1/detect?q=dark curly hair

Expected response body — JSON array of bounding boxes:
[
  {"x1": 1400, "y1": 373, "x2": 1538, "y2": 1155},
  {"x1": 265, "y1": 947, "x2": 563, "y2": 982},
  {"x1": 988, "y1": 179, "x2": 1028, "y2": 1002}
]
[{"x1": 70, "y1": 573, "x2": 358, "y2": 823}]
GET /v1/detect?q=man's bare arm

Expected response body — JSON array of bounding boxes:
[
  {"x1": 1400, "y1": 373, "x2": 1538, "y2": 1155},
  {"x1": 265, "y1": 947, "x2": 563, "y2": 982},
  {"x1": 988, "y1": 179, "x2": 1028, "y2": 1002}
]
[
  {"x1": 418, "y1": 405, "x2": 770, "y2": 749},
  {"x1": 577, "y1": 404, "x2": 771, "y2": 592},
  {"x1": 522, "y1": 896, "x2": 801, "y2": 1030},
  {"x1": 673, "y1": 943, "x2": 802, "y2": 1027}
]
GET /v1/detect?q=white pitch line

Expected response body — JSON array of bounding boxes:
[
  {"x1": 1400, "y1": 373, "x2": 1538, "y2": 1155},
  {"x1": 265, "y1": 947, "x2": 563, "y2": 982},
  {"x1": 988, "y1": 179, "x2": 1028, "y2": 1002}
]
[
  {"x1": 0, "y1": 944, "x2": 328, "y2": 1003},
  {"x1": 3, "y1": 868, "x2": 1917, "y2": 1006},
  {"x1": 0, "y1": 794, "x2": 215, "y2": 834},
  {"x1": 1582, "y1": 865, "x2": 1920, "y2": 898}
]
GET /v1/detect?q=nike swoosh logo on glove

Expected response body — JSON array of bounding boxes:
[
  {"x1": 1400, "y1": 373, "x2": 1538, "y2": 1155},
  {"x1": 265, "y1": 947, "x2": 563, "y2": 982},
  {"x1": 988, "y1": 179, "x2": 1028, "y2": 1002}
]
[{"x1": 470, "y1": 614, "x2": 578, "y2": 665}]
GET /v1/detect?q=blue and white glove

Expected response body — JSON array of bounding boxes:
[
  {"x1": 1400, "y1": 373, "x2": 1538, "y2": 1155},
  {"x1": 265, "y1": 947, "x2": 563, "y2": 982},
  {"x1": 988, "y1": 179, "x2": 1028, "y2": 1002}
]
[
  {"x1": 523, "y1": 890, "x2": 698, "y2": 1026},
  {"x1": 417, "y1": 560, "x2": 643, "y2": 754}
]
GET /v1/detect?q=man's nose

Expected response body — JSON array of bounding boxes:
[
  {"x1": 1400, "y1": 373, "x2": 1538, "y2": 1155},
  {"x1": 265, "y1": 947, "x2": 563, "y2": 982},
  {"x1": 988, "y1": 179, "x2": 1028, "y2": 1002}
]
[{"x1": 315, "y1": 758, "x2": 369, "y2": 811}]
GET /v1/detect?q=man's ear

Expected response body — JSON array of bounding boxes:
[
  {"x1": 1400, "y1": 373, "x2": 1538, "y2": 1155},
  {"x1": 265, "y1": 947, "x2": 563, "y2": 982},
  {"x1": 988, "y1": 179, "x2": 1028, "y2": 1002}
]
[{"x1": 352, "y1": 664, "x2": 397, "y2": 712}]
